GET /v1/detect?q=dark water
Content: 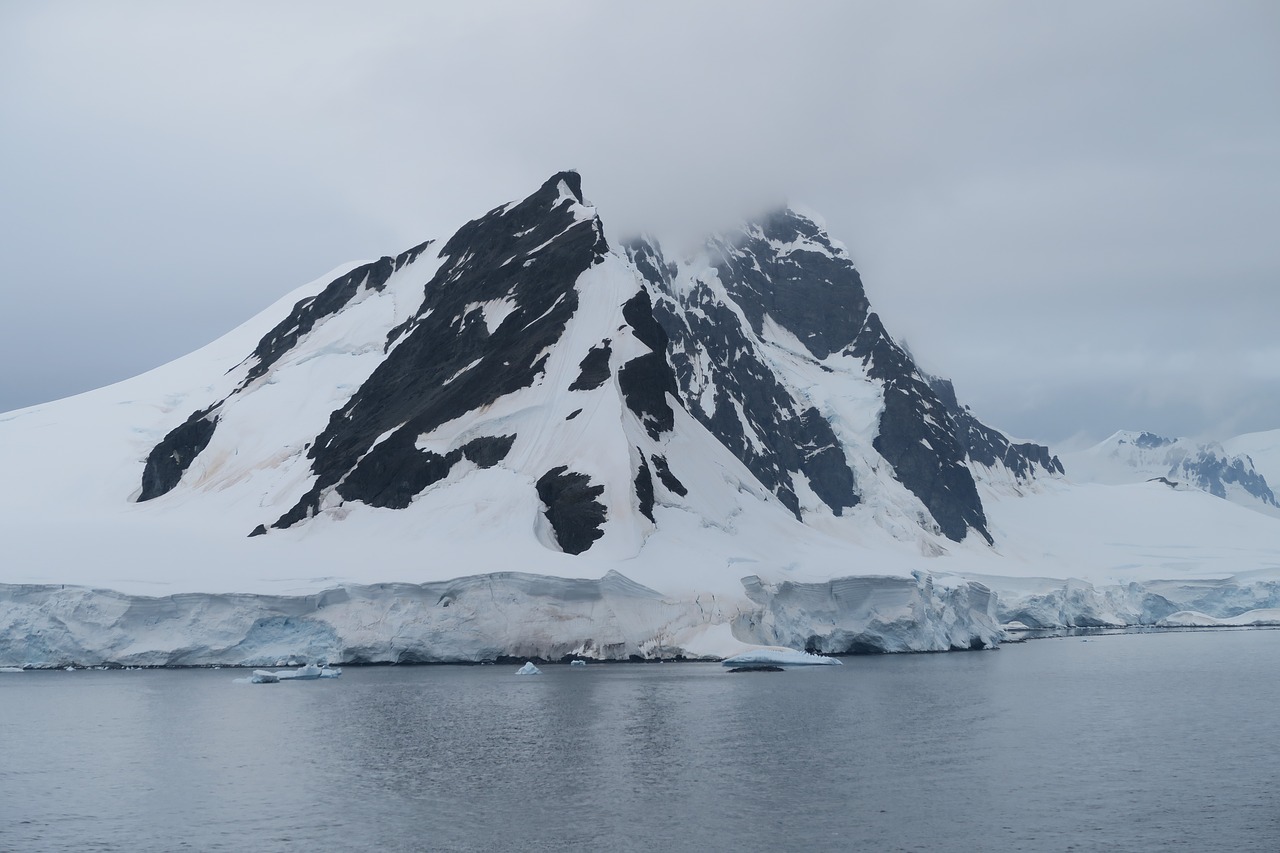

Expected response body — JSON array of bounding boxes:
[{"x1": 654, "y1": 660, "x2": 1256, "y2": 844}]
[{"x1": 2, "y1": 630, "x2": 1278, "y2": 852}]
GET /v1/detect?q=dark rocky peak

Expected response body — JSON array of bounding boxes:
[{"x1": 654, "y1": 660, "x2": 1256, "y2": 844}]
[
  {"x1": 848, "y1": 313, "x2": 991, "y2": 543},
  {"x1": 1090, "y1": 431, "x2": 1276, "y2": 510},
  {"x1": 631, "y1": 224, "x2": 992, "y2": 542},
  {"x1": 926, "y1": 376, "x2": 1065, "y2": 479},
  {"x1": 709, "y1": 208, "x2": 871, "y2": 360},
  {"x1": 627, "y1": 236, "x2": 859, "y2": 520},
  {"x1": 544, "y1": 169, "x2": 585, "y2": 204},
  {"x1": 269, "y1": 173, "x2": 609, "y2": 529},
  {"x1": 624, "y1": 237, "x2": 678, "y2": 290},
  {"x1": 1180, "y1": 448, "x2": 1277, "y2": 507},
  {"x1": 1133, "y1": 431, "x2": 1175, "y2": 449},
  {"x1": 386, "y1": 170, "x2": 606, "y2": 350}
]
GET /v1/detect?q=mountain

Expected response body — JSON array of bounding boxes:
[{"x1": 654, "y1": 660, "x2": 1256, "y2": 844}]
[
  {"x1": 135, "y1": 177, "x2": 1059, "y2": 549},
  {"x1": 1223, "y1": 429, "x2": 1280, "y2": 493},
  {"x1": 3, "y1": 172, "x2": 1278, "y2": 667},
  {"x1": 1064, "y1": 430, "x2": 1279, "y2": 517}
]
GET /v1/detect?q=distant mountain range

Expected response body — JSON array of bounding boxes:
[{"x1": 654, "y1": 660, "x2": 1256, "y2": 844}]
[
  {"x1": 2, "y1": 172, "x2": 1277, "y2": 667},
  {"x1": 1064, "y1": 430, "x2": 1279, "y2": 517}
]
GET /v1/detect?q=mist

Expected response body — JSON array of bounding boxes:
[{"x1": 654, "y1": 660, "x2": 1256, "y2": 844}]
[{"x1": 2, "y1": 1, "x2": 1277, "y2": 445}]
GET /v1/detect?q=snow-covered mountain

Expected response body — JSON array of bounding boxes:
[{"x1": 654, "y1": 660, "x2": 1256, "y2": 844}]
[
  {"x1": 1064, "y1": 430, "x2": 1279, "y2": 517},
  {"x1": 3, "y1": 172, "x2": 1278, "y2": 667},
  {"x1": 1224, "y1": 429, "x2": 1280, "y2": 493},
  {"x1": 134, "y1": 176, "x2": 1057, "y2": 550}
]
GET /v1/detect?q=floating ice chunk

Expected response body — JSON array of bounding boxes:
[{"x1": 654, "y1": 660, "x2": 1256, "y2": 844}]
[
  {"x1": 0, "y1": 666, "x2": 25, "y2": 673},
  {"x1": 999, "y1": 621, "x2": 1031, "y2": 643},
  {"x1": 720, "y1": 647, "x2": 842, "y2": 668},
  {"x1": 245, "y1": 665, "x2": 340, "y2": 683},
  {"x1": 274, "y1": 664, "x2": 341, "y2": 680},
  {"x1": 569, "y1": 660, "x2": 587, "y2": 667},
  {"x1": 515, "y1": 661, "x2": 541, "y2": 675}
]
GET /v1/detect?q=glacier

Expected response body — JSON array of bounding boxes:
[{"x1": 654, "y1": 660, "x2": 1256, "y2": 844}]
[
  {"x1": 0, "y1": 571, "x2": 1000, "y2": 667},
  {"x1": 6, "y1": 567, "x2": 1280, "y2": 668}
]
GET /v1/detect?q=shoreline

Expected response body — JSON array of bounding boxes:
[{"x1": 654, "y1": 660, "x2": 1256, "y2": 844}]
[{"x1": 8, "y1": 623, "x2": 1280, "y2": 671}]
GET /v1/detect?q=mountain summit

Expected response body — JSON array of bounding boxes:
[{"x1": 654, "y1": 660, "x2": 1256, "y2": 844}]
[{"x1": 137, "y1": 171, "x2": 1060, "y2": 555}]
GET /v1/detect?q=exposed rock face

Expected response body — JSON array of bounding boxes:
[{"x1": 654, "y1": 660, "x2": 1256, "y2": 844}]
[
  {"x1": 628, "y1": 207, "x2": 1056, "y2": 541},
  {"x1": 568, "y1": 341, "x2": 612, "y2": 391},
  {"x1": 338, "y1": 434, "x2": 515, "y2": 510},
  {"x1": 274, "y1": 173, "x2": 608, "y2": 529},
  {"x1": 639, "y1": 240, "x2": 858, "y2": 519},
  {"x1": 536, "y1": 467, "x2": 608, "y2": 555},
  {"x1": 928, "y1": 376, "x2": 1064, "y2": 479},
  {"x1": 709, "y1": 209, "x2": 870, "y2": 360},
  {"x1": 616, "y1": 288, "x2": 679, "y2": 441},
  {"x1": 847, "y1": 313, "x2": 991, "y2": 542},
  {"x1": 138, "y1": 405, "x2": 219, "y2": 501},
  {"x1": 137, "y1": 242, "x2": 435, "y2": 504},
  {"x1": 1177, "y1": 449, "x2": 1276, "y2": 505}
]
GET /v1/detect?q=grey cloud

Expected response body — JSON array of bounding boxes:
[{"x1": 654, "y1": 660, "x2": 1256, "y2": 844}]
[{"x1": 1, "y1": 1, "x2": 1277, "y2": 446}]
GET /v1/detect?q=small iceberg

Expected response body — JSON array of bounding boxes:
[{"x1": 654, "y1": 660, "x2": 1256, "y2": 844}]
[
  {"x1": 248, "y1": 664, "x2": 341, "y2": 683},
  {"x1": 515, "y1": 661, "x2": 541, "y2": 675},
  {"x1": 276, "y1": 660, "x2": 337, "y2": 681},
  {"x1": 720, "y1": 648, "x2": 842, "y2": 670},
  {"x1": 0, "y1": 666, "x2": 26, "y2": 674},
  {"x1": 569, "y1": 659, "x2": 587, "y2": 667}
]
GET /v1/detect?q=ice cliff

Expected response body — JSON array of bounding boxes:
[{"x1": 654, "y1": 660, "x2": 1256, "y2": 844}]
[{"x1": 0, "y1": 571, "x2": 1005, "y2": 668}]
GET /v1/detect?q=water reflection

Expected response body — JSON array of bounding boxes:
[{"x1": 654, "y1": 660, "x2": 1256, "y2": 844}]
[{"x1": 3, "y1": 632, "x2": 1279, "y2": 852}]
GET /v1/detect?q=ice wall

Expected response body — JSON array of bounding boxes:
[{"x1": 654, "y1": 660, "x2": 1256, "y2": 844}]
[
  {"x1": 982, "y1": 574, "x2": 1280, "y2": 629},
  {"x1": 735, "y1": 572, "x2": 1003, "y2": 653},
  {"x1": 0, "y1": 569, "x2": 1006, "y2": 667},
  {"x1": 7, "y1": 569, "x2": 1275, "y2": 667}
]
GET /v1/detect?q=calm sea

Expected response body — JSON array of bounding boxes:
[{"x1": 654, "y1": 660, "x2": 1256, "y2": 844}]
[{"x1": 2, "y1": 629, "x2": 1277, "y2": 852}]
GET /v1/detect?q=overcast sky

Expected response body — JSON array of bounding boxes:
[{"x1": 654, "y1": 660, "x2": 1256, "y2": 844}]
[{"x1": 2, "y1": 1, "x2": 1277, "y2": 448}]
